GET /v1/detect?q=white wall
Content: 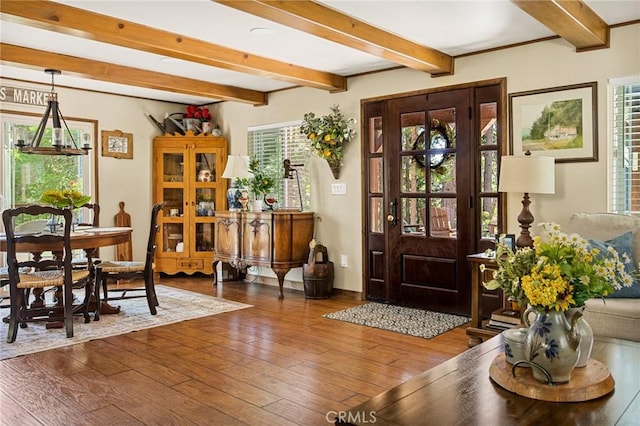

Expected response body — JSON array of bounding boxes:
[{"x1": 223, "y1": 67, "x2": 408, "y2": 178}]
[
  {"x1": 1, "y1": 80, "x2": 180, "y2": 260},
  {"x1": 3, "y1": 24, "x2": 638, "y2": 293},
  {"x1": 213, "y1": 23, "x2": 640, "y2": 293}
]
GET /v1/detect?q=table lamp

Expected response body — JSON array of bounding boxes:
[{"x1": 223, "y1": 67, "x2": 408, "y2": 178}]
[
  {"x1": 498, "y1": 151, "x2": 555, "y2": 248},
  {"x1": 222, "y1": 155, "x2": 252, "y2": 211}
]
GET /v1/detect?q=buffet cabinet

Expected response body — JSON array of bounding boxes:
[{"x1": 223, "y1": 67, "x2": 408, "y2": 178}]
[
  {"x1": 153, "y1": 131, "x2": 227, "y2": 275},
  {"x1": 213, "y1": 210, "x2": 315, "y2": 298}
]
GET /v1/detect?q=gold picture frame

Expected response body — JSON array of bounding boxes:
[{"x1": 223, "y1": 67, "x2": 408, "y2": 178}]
[{"x1": 101, "y1": 129, "x2": 133, "y2": 159}]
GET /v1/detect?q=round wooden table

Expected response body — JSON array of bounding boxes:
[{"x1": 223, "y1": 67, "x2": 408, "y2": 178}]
[
  {"x1": 1, "y1": 227, "x2": 133, "y2": 322},
  {"x1": 0, "y1": 227, "x2": 132, "y2": 253}
]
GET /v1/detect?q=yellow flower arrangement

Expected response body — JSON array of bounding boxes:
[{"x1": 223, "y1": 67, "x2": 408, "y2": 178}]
[
  {"x1": 300, "y1": 105, "x2": 356, "y2": 168},
  {"x1": 484, "y1": 223, "x2": 636, "y2": 311},
  {"x1": 40, "y1": 189, "x2": 91, "y2": 209}
]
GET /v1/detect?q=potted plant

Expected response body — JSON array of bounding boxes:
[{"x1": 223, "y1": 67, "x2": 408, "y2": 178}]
[
  {"x1": 183, "y1": 105, "x2": 212, "y2": 134},
  {"x1": 300, "y1": 105, "x2": 356, "y2": 179},
  {"x1": 239, "y1": 158, "x2": 275, "y2": 211}
]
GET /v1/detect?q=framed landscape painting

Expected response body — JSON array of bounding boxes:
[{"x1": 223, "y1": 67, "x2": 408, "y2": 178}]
[{"x1": 509, "y1": 82, "x2": 597, "y2": 163}]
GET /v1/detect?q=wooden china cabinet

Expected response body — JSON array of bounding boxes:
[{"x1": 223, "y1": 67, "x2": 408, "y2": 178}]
[{"x1": 152, "y1": 131, "x2": 227, "y2": 276}]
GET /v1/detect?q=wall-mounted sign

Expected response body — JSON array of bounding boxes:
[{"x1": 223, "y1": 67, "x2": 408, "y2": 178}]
[{"x1": 0, "y1": 85, "x2": 50, "y2": 107}]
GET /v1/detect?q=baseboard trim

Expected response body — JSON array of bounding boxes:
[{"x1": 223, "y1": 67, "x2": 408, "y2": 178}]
[{"x1": 244, "y1": 275, "x2": 363, "y2": 300}]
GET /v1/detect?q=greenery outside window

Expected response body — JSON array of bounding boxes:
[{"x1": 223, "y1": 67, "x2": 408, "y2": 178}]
[
  {"x1": 1, "y1": 112, "x2": 96, "y2": 224},
  {"x1": 610, "y1": 77, "x2": 640, "y2": 214},
  {"x1": 248, "y1": 121, "x2": 311, "y2": 211}
]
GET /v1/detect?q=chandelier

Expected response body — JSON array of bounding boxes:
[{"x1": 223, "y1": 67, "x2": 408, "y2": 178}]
[{"x1": 15, "y1": 69, "x2": 91, "y2": 156}]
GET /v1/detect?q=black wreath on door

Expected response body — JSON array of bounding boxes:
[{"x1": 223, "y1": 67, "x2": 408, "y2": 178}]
[{"x1": 412, "y1": 119, "x2": 451, "y2": 169}]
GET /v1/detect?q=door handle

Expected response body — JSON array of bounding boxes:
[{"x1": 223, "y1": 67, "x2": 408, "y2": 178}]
[{"x1": 387, "y1": 198, "x2": 397, "y2": 226}]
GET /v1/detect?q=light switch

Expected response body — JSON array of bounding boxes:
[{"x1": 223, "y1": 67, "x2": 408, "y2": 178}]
[{"x1": 331, "y1": 183, "x2": 347, "y2": 195}]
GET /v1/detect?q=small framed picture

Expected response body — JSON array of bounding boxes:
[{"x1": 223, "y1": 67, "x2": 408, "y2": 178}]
[
  {"x1": 101, "y1": 129, "x2": 133, "y2": 159},
  {"x1": 496, "y1": 233, "x2": 516, "y2": 251}
]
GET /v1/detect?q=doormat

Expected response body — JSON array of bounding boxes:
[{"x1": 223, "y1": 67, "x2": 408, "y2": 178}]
[
  {"x1": 0, "y1": 285, "x2": 252, "y2": 360},
  {"x1": 323, "y1": 302, "x2": 470, "y2": 339}
]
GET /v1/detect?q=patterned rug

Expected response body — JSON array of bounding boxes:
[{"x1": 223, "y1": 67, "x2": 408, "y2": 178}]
[
  {"x1": 323, "y1": 302, "x2": 470, "y2": 339},
  {"x1": 0, "y1": 285, "x2": 252, "y2": 360}
]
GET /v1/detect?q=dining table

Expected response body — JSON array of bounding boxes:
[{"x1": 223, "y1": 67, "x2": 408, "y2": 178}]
[{"x1": 0, "y1": 226, "x2": 133, "y2": 325}]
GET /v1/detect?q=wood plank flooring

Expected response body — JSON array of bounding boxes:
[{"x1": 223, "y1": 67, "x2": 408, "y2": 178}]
[{"x1": 0, "y1": 275, "x2": 470, "y2": 425}]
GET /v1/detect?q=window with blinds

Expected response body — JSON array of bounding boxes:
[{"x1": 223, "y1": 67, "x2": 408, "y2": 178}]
[
  {"x1": 610, "y1": 77, "x2": 640, "y2": 214},
  {"x1": 248, "y1": 121, "x2": 312, "y2": 210}
]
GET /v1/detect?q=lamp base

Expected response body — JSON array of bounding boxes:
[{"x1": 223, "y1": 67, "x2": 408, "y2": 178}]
[
  {"x1": 226, "y1": 187, "x2": 243, "y2": 211},
  {"x1": 516, "y1": 192, "x2": 534, "y2": 248}
]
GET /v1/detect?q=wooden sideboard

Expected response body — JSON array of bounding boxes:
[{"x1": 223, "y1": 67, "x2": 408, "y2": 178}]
[{"x1": 213, "y1": 210, "x2": 315, "y2": 298}]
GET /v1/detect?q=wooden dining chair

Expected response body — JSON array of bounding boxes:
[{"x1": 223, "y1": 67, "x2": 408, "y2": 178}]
[
  {"x1": 2, "y1": 205, "x2": 92, "y2": 343},
  {"x1": 72, "y1": 203, "x2": 101, "y2": 270},
  {"x1": 93, "y1": 203, "x2": 163, "y2": 319}
]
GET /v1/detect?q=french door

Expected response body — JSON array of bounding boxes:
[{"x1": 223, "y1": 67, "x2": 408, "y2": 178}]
[{"x1": 363, "y1": 81, "x2": 506, "y2": 316}]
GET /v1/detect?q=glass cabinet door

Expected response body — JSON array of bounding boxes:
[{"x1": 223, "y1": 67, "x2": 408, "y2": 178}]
[
  {"x1": 160, "y1": 150, "x2": 185, "y2": 254},
  {"x1": 192, "y1": 146, "x2": 222, "y2": 254}
]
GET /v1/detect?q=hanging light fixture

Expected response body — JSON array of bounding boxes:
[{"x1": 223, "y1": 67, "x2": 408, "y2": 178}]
[{"x1": 15, "y1": 69, "x2": 91, "y2": 156}]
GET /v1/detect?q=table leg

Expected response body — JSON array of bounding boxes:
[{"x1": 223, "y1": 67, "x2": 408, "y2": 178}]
[
  {"x1": 212, "y1": 260, "x2": 219, "y2": 286},
  {"x1": 273, "y1": 267, "x2": 290, "y2": 299}
]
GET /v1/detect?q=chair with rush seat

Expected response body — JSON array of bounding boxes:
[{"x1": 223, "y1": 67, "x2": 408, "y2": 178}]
[
  {"x1": 2, "y1": 205, "x2": 91, "y2": 342},
  {"x1": 93, "y1": 203, "x2": 163, "y2": 319}
]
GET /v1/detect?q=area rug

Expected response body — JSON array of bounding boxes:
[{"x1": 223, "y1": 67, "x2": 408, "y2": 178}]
[
  {"x1": 323, "y1": 302, "x2": 470, "y2": 339},
  {"x1": 0, "y1": 285, "x2": 252, "y2": 360}
]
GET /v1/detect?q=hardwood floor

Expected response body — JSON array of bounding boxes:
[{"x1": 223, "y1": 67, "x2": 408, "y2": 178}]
[{"x1": 0, "y1": 275, "x2": 469, "y2": 425}]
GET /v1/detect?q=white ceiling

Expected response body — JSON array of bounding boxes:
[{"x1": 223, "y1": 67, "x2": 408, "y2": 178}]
[{"x1": 1, "y1": 0, "x2": 638, "y2": 105}]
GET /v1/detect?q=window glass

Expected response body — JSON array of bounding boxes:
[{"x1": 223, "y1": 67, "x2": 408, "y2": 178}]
[
  {"x1": 610, "y1": 77, "x2": 640, "y2": 214},
  {"x1": 248, "y1": 121, "x2": 311, "y2": 211},
  {"x1": 1, "y1": 113, "x2": 95, "y2": 219}
]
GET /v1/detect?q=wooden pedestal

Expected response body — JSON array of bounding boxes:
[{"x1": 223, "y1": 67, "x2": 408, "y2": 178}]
[{"x1": 489, "y1": 353, "x2": 615, "y2": 402}]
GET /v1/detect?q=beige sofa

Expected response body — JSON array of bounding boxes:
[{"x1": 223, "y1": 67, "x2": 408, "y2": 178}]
[{"x1": 566, "y1": 213, "x2": 640, "y2": 342}]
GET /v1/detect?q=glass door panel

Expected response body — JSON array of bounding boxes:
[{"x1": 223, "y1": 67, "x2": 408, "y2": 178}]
[
  {"x1": 195, "y1": 152, "x2": 216, "y2": 182},
  {"x1": 370, "y1": 197, "x2": 383, "y2": 233},
  {"x1": 195, "y1": 223, "x2": 215, "y2": 252},
  {"x1": 163, "y1": 223, "x2": 184, "y2": 253},
  {"x1": 196, "y1": 188, "x2": 216, "y2": 216},
  {"x1": 478, "y1": 101, "x2": 499, "y2": 239},
  {"x1": 162, "y1": 153, "x2": 183, "y2": 182},
  {"x1": 401, "y1": 156, "x2": 426, "y2": 193},
  {"x1": 163, "y1": 188, "x2": 184, "y2": 217},
  {"x1": 369, "y1": 158, "x2": 383, "y2": 193},
  {"x1": 430, "y1": 198, "x2": 456, "y2": 238},
  {"x1": 369, "y1": 116, "x2": 383, "y2": 153},
  {"x1": 401, "y1": 197, "x2": 426, "y2": 235}
]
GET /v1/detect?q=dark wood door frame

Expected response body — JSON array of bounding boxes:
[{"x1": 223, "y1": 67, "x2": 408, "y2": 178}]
[{"x1": 361, "y1": 78, "x2": 507, "y2": 316}]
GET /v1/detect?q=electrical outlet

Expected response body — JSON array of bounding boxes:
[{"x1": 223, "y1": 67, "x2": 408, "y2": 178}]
[{"x1": 340, "y1": 255, "x2": 348, "y2": 267}]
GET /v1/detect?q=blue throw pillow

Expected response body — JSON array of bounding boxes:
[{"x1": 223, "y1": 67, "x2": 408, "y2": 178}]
[{"x1": 588, "y1": 232, "x2": 640, "y2": 298}]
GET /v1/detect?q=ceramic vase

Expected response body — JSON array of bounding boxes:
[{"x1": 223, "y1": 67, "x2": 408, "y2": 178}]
[
  {"x1": 523, "y1": 308, "x2": 582, "y2": 384},
  {"x1": 251, "y1": 199, "x2": 263, "y2": 212},
  {"x1": 566, "y1": 306, "x2": 593, "y2": 368}
]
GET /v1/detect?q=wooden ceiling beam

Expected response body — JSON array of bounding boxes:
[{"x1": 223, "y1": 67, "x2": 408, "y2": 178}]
[
  {"x1": 215, "y1": 0, "x2": 454, "y2": 76},
  {"x1": 0, "y1": 44, "x2": 267, "y2": 106},
  {"x1": 511, "y1": 0, "x2": 609, "y2": 51},
  {"x1": 0, "y1": 0, "x2": 346, "y2": 92}
]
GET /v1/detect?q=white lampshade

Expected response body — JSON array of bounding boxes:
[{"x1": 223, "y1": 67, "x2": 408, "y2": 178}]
[
  {"x1": 498, "y1": 155, "x2": 556, "y2": 194},
  {"x1": 222, "y1": 155, "x2": 252, "y2": 179}
]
